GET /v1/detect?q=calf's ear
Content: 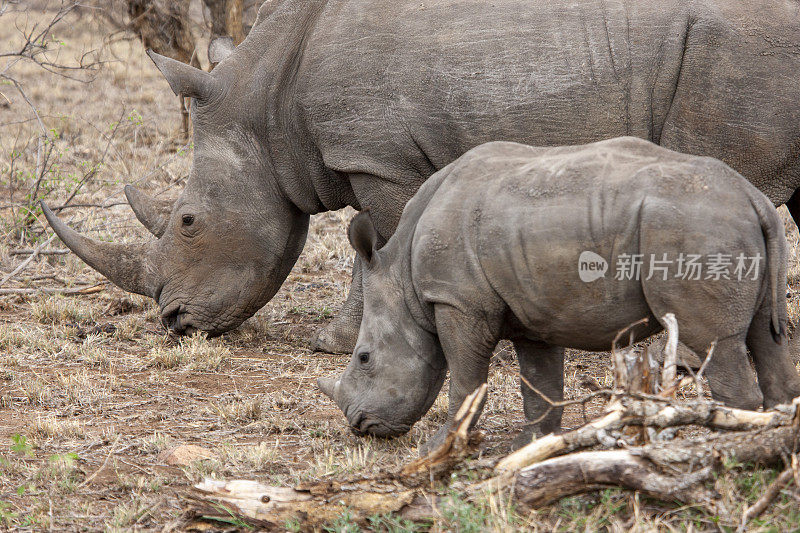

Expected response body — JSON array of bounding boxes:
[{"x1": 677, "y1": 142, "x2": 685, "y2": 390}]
[{"x1": 348, "y1": 211, "x2": 378, "y2": 264}]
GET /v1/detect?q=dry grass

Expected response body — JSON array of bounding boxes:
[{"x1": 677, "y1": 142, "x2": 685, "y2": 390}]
[
  {"x1": 146, "y1": 332, "x2": 230, "y2": 371},
  {"x1": 30, "y1": 415, "x2": 85, "y2": 440},
  {"x1": 216, "y1": 441, "x2": 280, "y2": 471},
  {"x1": 0, "y1": 5, "x2": 799, "y2": 532},
  {"x1": 209, "y1": 395, "x2": 266, "y2": 424},
  {"x1": 30, "y1": 295, "x2": 97, "y2": 325}
]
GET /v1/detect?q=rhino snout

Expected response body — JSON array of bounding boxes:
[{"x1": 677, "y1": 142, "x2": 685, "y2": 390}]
[
  {"x1": 347, "y1": 410, "x2": 411, "y2": 438},
  {"x1": 160, "y1": 303, "x2": 197, "y2": 336}
]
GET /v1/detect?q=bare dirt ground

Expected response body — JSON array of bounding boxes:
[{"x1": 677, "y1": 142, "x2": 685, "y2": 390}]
[{"x1": 2, "y1": 5, "x2": 800, "y2": 531}]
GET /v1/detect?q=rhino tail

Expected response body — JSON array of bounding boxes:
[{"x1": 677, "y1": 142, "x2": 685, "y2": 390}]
[{"x1": 748, "y1": 189, "x2": 788, "y2": 343}]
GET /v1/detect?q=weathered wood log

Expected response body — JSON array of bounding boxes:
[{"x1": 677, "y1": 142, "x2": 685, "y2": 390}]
[
  {"x1": 512, "y1": 450, "x2": 720, "y2": 512},
  {"x1": 499, "y1": 397, "x2": 800, "y2": 516},
  {"x1": 496, "y1": 397, "x2": 798, "y2": 473},
  {"x1": 184, "y1": 387, "x2": 489, "y2": 527},
  {"x1": 510, "y1": 422, "x2": 799, "y2": 513},
  {"x1": 186, "y1": 478, "x2": 421, "y2": 528},
  {"x1": 495, "y1": 400, "x2": 625, "y2": 472},
  {"x1": 660, "y1": 313, "x2": 679, "y2": 390}
]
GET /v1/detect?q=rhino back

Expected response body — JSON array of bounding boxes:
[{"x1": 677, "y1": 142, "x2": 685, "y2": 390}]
[
  {"x1": 659, "y1": 0, "x2": 800, "y2": 203},
  {"x1": 298, "y1": 0, "x2": 690, "y2": 181},
  {"x1": 293, "y1": 0, "x2": 800, "y2": 207},
  {"x1": 410, "y1": 138, "x2": 763, "y2": 349}
]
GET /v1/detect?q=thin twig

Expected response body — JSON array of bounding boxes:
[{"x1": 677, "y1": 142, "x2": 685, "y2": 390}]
[
  {"x1": 694, "y1": 341, "x2": 716, "y2": 398},
  {"x1": 53, "y1": 108, "x2": 126, "y2": 214},
  {"x1": 78, "y1": 435, "x2": 121, "y2": 489},
  {"x1": 0, "y1": 234, "x2": 56, "y2": 288},
  {"x1": 517, "y1": 371, "x2": 613, "y2": 408},
  {"x1": 612, "y1": 317, "x2": 650, "y2": 352},
  {"x1": 739, "y1": 466, "x2": 796, "y2": 530}
]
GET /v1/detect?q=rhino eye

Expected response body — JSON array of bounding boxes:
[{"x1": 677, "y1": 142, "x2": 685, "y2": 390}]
[
  {"x1": 358, "y1": 352, "x2": 370, "y2": 364},
  {"x1": 182, "y1": 214, "x2": 195, "y2": 226}
]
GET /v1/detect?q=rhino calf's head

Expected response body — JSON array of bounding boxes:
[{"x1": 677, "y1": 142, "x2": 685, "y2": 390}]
[{"x1": 318, "y1": 212, "x2": 446, "y2": 437}]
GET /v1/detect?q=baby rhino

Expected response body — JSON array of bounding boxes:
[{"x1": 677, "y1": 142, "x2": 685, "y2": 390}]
[{"x1": 318, "y1": 137, "x2": 800, "y2": 453}]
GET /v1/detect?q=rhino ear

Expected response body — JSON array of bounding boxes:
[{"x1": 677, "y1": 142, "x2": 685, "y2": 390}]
[
  {"x1": 146, "y1": 50, "x2": 220, "y2": 101},
  {"x1": 208, "y1": 36, "x2": 235, "y2": 66},
  {"x1": 348, "y1": 211, "x2": 379, "y2": 264}
]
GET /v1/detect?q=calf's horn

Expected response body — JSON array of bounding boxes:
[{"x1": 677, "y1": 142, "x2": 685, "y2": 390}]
[
  {"x1": 124, "y1": 185, "x2": 170, "y2": 238},
  {"x1": 317, "y1": 377, "x2": 340, "y2": 402},
  {"x1": 41, "y1": 201, "x2": 159, "y2": 298}
]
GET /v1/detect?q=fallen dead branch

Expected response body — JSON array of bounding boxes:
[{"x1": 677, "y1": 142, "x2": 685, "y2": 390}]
[
  {"x1": 507, "y1": 415, "x2": 799, "y2": 515},
  {"x1": 495, "y1": 396, "x2": 796, "y2": 473},
  {"x1": 0, "y1": 234, "x2": 57, "y2": 288},
  {"x1": 9, "y1": 248, "x2": 69, "y2": 256},
  {"x1": 0, "y1": 283, "x2": 106, "y2": 296},
  {"x1": 183, "y1": 314, "x2": 800, "y2": 529},
  {"x1": 512, "y1": 449, "x2": 719, "y2": 512}
]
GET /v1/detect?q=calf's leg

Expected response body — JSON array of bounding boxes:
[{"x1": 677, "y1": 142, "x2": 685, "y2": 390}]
[
  {"x1": 681, "y1": 332, "x2": 763, "y2": 410},
  {"x1": 418, "y1": 304, "x2": 501, "y2": 456},
  {"x1": 747, "y1": 303, "x2": 800, "y2": 407},
  {"x1": 511, "y1": 339, "x2": 564, "y2": 450}
]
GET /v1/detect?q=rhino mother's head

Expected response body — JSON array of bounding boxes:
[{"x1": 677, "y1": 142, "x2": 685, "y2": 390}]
[{"x1": 43, "y1": 51, "x2": 309, "y2": 336}]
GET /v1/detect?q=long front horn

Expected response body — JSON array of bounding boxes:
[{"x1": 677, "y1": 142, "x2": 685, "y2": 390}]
[
  {"x1": 41, "y1": 201, "x2": 160, "y2": 298},
  {"x1": 146, "y1": 50, "x2": 221, "y2": 101},
  {"x1": 124, "y1": 185, "x2": 171, "y2": 238}
]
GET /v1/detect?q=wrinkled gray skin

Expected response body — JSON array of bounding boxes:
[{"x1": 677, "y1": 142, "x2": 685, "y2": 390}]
[
  {"x1": 318, "y1": 138, "x2": 800, "y2": 454},
  {"x1": 44, "y1": 0, "x2": 800, "y2": 347}
]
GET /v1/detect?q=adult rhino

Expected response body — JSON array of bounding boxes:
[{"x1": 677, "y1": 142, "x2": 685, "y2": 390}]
[{"x1": 43, "y1": 0, "x2": 800, "y2": 351}]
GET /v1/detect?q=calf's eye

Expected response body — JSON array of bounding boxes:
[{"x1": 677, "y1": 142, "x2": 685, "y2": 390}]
[
  {"x1": 182, "y1": 214, "x2": 195, "y2": 226},
  {"x1": 359, "y1": 352, "x2": 370, "y2": 364}
]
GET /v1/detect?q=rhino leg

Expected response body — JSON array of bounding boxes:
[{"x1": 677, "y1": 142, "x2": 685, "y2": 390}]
[
  {"x1": 747, "y1": 303, "x2": 800, "y2": 407},
  {"x1": 784, "y1": 188, "x2": 800, "y2": 231},
  {"x1": 511, "y1": 339, "x2": 564, "y2": 451},
  {"x1": 781, "y1": 187, "x2": 800, "y2": 361},
  {"x1": 312, "y1": 256, "x2": 364, "y2": 353},
  {"x1": 680, "y1": 332, "x2": 763, "y2": 410},
  {"x1": 418, "y1": 304, "x2": 500, "y2": 457},
  {"x1": 780, "y1": 184, "x2": 800, "y2": 365},
  {"x1": 648, "y1": 297, "x2": 762, "y2": 409}
]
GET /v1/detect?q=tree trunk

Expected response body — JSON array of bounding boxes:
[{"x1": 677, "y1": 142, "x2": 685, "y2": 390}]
[
  {"x1": 127, "y1": 0, "x2": 199, "y2": 68},
  {"x1": 203, "y1": 0, "x2": 244, "y2": 44}
]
